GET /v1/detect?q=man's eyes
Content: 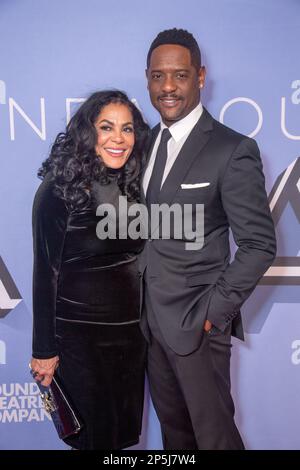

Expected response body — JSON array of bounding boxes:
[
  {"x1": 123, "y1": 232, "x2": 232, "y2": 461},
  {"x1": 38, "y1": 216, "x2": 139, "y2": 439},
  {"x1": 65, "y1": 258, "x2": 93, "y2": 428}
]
[
  {"x1": 176, "y1": 73, "x2": 188, "y2": 79},
  {"x1": 151, "y1": 73, "x2": 162, "y2": 80},
  {"x1": 151, "y1": 73, "x2": 188, "y2": 80}
]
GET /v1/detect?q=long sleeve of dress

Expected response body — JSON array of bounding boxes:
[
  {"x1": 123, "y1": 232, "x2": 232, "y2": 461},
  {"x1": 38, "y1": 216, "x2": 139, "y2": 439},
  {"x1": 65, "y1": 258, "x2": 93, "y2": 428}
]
[{"x1": 32, "y1": 176, "x2": 69, "y2": 358}]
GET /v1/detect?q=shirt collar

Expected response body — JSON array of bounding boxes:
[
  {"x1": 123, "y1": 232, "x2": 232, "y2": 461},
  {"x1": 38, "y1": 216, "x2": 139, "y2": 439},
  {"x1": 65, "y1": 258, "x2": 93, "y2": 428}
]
[{"x1": 160, "y1": 102, "x2": 203, "y2": 143}]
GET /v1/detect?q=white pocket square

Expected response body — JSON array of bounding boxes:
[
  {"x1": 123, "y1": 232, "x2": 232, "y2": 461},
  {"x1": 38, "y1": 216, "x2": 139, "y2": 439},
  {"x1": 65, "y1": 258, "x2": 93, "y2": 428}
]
[{"x1": 181, "y1": 182, "x2": 210, "y2": 189}]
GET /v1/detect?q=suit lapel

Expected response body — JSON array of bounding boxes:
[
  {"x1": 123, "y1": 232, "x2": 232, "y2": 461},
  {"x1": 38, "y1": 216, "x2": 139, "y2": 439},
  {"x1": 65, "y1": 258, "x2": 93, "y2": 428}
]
[
  {"x1": 158, "y1": 108, "x2": 214, "y2": 206},
  {"x1": 141, "y1": 124, "x2": 160, "y2": 205}
]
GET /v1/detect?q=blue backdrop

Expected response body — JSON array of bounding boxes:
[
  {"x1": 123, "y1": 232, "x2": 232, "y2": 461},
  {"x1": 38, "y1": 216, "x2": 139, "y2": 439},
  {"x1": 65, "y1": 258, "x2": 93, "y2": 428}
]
[{"x1": 0, "y1": 0, "x2": 299, "y2": 450}]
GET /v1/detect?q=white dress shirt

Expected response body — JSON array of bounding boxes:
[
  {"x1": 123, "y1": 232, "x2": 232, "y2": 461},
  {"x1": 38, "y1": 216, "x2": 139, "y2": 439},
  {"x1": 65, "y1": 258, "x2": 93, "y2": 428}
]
[{"x1": 143, "y1": 103, "x2": 203, "y2": 194}]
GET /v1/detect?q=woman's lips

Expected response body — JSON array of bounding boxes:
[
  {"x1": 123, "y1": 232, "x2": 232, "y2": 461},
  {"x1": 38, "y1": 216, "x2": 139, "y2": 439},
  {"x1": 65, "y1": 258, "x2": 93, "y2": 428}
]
[{"x1": 104, "y1": 148, "x2": 127, "y2": 157}]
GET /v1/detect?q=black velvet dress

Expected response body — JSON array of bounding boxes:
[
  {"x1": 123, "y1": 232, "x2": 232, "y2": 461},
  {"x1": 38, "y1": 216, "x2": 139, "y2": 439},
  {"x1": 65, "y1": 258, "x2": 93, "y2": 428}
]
[{"x1": 32, "y1": 172, "x2": 146, "y2": 450}]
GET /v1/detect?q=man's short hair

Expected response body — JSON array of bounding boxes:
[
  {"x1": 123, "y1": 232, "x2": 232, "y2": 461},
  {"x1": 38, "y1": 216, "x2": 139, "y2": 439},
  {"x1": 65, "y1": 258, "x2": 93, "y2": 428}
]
[{"x1": 147, "y1": 28, "x2": 202, "y2": 70}]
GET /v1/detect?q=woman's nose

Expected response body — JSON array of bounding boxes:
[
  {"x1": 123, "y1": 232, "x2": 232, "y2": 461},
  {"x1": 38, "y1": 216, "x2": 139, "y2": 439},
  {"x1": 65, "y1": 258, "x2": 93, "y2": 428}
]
[{"x1": 111, "y1": 129, "x2": 124, "y2": 143}]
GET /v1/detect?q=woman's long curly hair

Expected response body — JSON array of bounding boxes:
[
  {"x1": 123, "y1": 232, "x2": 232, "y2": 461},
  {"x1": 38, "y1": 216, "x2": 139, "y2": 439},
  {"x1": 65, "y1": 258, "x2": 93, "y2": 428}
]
[{"x1": 39, "y1": 90, "x2": 150, "y2": 210}]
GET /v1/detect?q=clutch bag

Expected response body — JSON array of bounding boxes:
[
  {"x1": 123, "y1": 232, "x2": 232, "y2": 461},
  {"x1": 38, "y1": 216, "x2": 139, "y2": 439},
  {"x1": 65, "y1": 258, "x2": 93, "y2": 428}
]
[{"x1": 30, "y1": 368, "x2": 83, "y2": 440}]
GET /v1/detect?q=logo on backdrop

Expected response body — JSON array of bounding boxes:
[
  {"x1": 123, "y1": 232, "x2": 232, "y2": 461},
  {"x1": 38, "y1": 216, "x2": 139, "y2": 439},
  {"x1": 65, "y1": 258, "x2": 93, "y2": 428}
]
[
  {"x1": 0, "y1": 80, "x2": 6, "y2": 104},
  {"x1": 261, "y1": 157, "x2": 300, "y2": 285},
  {"x1": 1, "y1": 79, "x2": 299, "y2": 140},
  {"x1": 0, "y1": 340, "x2": 6, "y2": 365},
  {"x1": 0, "y1": 382, "x2": 51, "y2": 423},
  {"x1": 291, "y1": 340, "x2": 300, "y2": 365},
  {"x1": 0, "y1": 257, "x2": 22, "y2": 318}
]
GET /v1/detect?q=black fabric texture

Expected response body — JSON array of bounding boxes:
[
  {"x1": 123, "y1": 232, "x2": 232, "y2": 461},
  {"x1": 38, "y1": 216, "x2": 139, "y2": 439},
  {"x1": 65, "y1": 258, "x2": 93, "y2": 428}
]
[{"x1": 32, "y1": 173, "x2": 146, "y2": 449}]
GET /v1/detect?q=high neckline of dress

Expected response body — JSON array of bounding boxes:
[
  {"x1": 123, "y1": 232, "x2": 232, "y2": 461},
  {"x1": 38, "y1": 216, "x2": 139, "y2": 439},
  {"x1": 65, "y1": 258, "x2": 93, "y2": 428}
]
[{"x1": 106, "y1": 167, "x2": 121, "y2": 179}]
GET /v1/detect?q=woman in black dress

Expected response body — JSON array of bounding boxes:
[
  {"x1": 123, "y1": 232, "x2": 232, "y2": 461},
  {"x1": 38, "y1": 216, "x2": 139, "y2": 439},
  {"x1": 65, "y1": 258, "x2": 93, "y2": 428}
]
[{"x1": 30, "y1": 90, "x2": 150, "y2": 449}]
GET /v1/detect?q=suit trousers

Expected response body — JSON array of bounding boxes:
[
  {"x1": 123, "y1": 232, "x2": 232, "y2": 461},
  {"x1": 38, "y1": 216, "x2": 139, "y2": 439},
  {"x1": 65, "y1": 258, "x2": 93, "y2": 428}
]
[{"x1": 145, "y1": 290, "x2": 245, "y2": 450}]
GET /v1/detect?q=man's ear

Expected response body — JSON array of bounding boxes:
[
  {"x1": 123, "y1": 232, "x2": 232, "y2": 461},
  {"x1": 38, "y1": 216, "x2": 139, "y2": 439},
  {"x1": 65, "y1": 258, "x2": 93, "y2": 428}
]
[
  {"x1": 145, "y1": 69, "x2": 149, "y2": 90},
  {"x1": 199, "y1": 66, "x2": 206, "y2": 89}
]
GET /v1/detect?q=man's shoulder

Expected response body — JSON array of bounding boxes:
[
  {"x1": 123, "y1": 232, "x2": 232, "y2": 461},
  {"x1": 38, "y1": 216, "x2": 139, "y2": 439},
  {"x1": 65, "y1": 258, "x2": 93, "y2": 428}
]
[
  {"x1": 208, "y1": 111, "x2": 247, "y2": 145},
  {"x1": 203, "y1": 109, "x2": 259, "y2": 160},
  {"x1": 150, "y1": 111, "x2": 251, "y2": 148}
]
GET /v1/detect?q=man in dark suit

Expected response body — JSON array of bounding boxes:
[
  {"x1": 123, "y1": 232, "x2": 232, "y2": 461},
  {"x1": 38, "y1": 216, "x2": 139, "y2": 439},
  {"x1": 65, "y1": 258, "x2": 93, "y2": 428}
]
[{"x1": 140, "y1": 28, "x2": 276, "y2": 449}]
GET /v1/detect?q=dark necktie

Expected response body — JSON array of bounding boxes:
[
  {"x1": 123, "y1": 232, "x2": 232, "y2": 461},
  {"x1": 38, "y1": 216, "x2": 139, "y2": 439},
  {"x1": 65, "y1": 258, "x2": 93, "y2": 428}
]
[{"x1": 146, "y1": 128, "x2": 172, "y2": 207}]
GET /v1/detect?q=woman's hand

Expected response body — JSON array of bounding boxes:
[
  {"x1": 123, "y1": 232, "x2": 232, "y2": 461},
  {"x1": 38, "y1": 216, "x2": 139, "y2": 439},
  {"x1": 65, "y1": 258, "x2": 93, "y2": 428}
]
[{"x1": 30, "y1": 356, "x2": 59, "y2": 386}]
